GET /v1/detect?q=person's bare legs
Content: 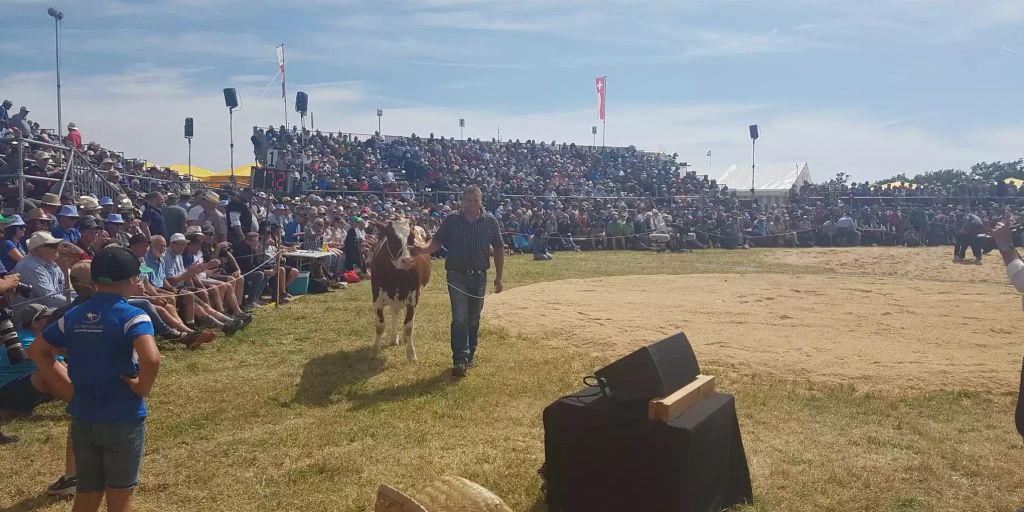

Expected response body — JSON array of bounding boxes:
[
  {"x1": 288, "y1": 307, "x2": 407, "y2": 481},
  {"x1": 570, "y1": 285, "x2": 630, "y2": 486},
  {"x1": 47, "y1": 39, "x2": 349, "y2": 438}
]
[
  {"x1": 71, "y1": 491, "x2": 103, "y2": 512},
  {"x1": 104, "y1": 488, "x2": 134, "y2": 512}
]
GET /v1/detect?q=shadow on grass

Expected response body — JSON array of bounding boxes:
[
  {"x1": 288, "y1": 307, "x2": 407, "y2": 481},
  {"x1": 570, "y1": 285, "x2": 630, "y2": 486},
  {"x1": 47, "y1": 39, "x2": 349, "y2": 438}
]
[
  {"x1": 4, "y1": 493, "x2": 69, "y2": 512},
  {"x1": 347, "y1": 369, "x2": 453, "y2": 410},
  {"x1": 293, "y1": 346, "x2": 385, "y2": 406}
]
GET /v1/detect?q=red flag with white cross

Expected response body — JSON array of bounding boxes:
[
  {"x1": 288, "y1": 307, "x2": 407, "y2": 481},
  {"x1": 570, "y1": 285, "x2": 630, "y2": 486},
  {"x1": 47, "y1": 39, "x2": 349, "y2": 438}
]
[{"x1": 596, "y1": 76, "x2": 606, "y2": 122}]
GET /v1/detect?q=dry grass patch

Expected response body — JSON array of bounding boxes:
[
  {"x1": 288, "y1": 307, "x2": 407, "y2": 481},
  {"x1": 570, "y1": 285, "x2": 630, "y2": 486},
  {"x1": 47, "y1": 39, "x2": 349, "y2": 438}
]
[{"x1": 1, "y1": 248, "x2": 1021, "y2": 511}]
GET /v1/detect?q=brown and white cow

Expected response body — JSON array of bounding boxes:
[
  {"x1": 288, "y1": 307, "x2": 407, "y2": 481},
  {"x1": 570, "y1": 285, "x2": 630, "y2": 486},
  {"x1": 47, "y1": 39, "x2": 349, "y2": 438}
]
[{"x1": 370, "y1": 219, "x2": 431, "y2": 361}]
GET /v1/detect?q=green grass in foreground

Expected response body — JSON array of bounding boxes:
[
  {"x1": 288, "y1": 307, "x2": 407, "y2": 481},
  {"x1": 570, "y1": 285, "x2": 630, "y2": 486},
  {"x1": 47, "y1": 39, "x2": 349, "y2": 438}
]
[{"x1": 1, "y1": 250, "x2": 1022, "y2": 511}]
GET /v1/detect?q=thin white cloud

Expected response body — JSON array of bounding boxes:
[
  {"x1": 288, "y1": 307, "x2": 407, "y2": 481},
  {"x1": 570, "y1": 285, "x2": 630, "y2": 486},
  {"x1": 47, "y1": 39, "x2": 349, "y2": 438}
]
[{"x1": 680, "y1": 29, "x2": 821, "y2": 57}]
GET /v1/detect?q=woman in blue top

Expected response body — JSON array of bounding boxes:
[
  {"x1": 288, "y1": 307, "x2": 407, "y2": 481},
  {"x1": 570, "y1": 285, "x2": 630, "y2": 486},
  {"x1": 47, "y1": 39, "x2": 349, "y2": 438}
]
[{"x1": 0, "y1": 215, "x2": 27, "y2": 272}]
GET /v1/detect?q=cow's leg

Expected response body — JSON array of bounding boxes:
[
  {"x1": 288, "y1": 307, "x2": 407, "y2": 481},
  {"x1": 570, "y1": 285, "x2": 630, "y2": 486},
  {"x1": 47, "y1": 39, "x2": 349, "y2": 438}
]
[
  {"x1": 373, "y1": 293, "x2": 385, "y2": 352},
  {"x1": 389, "y1": 304, "x2": 401, "y2": 346},
  {"x1": 403, "y1": 302, "x2": 417, "y2": 362}
]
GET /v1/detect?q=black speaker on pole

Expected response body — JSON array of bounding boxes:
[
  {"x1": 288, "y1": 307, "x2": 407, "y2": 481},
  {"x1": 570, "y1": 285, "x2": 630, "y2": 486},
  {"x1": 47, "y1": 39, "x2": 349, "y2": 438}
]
[
  {"x1": 223, "y1": 88, "x2": 238, "y2": 109},
  {"x1": 594, "y1": 332, "x2": 700, "y2": 404},
  {"x1": 748, "y1": 124, "x2": 759, "y2": 140},
  {"x1": 184, "y1": 117, "x2": 194, "y2": 139},
  {"x1": 295, "y1": 91, "x2": 308, "y2": 114}
]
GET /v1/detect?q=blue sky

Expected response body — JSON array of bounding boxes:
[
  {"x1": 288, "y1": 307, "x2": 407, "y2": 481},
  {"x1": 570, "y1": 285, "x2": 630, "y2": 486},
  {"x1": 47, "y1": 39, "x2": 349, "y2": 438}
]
[{"x1": 3, "y1": 0, "x2": 1024, "y2": 181}]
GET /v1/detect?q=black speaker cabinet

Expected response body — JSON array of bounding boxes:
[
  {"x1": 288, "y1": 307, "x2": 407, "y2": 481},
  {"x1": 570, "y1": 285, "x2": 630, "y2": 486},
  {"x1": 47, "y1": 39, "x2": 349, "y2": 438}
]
[
  {"x1": 595, "y1": 332, "x2": 700, "y2": 404},
  {"x1": 223, "y1": 88, "x2": 239, "y2": 109},
  {"x1": 295, "y1": 91, "x2": 308, "y2": 114},
  {"x1": 543, "y1": 388, "x2": 752, "y2": 512},
  {"x1": 748, "y1": 124, "x2": 759, "y2": 140}
]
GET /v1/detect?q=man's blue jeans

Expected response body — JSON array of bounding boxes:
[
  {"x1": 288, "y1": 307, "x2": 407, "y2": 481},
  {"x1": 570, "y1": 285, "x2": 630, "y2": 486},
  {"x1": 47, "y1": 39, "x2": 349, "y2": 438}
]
[
  {"x1": 244, "y1": 271, "x2": 268, "y2": 305},
  {"x1": 447, "y1": 270, "x2": 487, "y2": 366}
]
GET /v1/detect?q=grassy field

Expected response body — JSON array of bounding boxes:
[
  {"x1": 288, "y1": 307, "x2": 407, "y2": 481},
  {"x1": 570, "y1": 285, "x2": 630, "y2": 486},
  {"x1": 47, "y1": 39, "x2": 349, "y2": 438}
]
[{"x1": 2, "y1": 250, "x2": 1022, "y2": 511}]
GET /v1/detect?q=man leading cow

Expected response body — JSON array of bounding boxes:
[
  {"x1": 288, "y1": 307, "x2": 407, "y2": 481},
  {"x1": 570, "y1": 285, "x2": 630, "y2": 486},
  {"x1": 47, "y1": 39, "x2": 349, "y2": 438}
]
[{"x1": 412, "y1": 185, "x2": 504, "y2": 378}]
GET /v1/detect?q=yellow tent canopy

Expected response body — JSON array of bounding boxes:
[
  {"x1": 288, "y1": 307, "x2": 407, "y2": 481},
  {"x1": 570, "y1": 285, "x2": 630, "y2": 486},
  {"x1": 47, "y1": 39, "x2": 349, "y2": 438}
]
[
  {"x1": 164, "y1": 163, "x2": 257, "y2": 181},
  {"x1": 1004, "y1": 177, "x2": 1024, "y2": 187}
]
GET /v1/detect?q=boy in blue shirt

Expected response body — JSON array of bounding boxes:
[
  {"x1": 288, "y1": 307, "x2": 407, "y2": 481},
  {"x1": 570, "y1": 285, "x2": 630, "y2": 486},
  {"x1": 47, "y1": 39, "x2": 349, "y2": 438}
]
[{"x1": 30, "y1": 246, "x2": 161, "y2": 512}]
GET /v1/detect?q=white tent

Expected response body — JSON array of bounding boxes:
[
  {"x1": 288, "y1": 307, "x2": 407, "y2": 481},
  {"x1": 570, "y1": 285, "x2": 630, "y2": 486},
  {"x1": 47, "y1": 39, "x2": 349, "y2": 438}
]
[{"x1": 717, "y1": 162, "x2": 811, "y2": 203}]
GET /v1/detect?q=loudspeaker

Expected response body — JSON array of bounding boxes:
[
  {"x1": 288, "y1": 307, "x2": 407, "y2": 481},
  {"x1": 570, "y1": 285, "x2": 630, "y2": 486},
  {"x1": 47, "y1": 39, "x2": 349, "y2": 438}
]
[
  {"x1": 594, "y1": 332, "x2": 700, "y2": 404},
  {"x1": 223, "y1": 88, "x2": 238, "y2": 109},
  {"x1": 295, "y1": 91, "x2": 308, "y2": 114},
  {"x1": 543, "y1": 388, "x2": 752, "y2": 512},
  {"x1": 749, "y1": 124, "x2": 759, "y2": 140},
  {"x1": 184, "y1": 117, "x2": 193, "y2": 139}
]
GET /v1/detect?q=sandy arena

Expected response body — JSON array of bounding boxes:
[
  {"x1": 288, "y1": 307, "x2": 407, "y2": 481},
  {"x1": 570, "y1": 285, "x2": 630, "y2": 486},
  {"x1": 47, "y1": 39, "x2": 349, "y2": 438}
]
[{"x1": 489, "y1": 247, "x2": 1022, "y2": 392}]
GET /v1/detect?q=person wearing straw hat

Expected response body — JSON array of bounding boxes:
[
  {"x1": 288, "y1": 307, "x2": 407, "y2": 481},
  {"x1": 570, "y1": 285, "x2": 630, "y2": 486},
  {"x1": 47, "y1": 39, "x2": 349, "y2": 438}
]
[
  {"x1": 65, "y1": 122, "x2": 82, "y2": 149},
  {"x1": 52, "y1": 205, "x2": 81, "y2": 243},
  {"x1": 1, "y1": 215, "x2": 28, "y2": 271},
  {"x1": 11, "y1": 231, "x2": 67, "y2": 312},
  {"x1": 24, "y1": 209, "x2": 55, "y2": 240},
  {"x1": 78, "y1": 196, "x2": 102, "y2": 216},
  {"x1": 29, "y1": 246, "x2": 161, "y2": 512}
]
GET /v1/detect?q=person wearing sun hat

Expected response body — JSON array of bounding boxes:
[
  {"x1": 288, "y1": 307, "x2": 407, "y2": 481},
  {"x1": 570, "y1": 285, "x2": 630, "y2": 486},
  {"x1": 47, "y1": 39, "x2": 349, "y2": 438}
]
[
  {"x1": 99, "y1": 196, "x2": 115, "y2": 218},
  {"x1": 11, "y1": 231, "x2": 67, "y2": 312},
  {"x1": 24, "y1": 208, "x2": 55, "y2": 239},
  {"x1": 29, "y1": 245, "x2": 160, "y2": 510},
  {"x1": 52, "y1": 205, "x2": 81, "y2": 243},
  {"x1": 0, "y1": 214, "x2": 27, "y2": 271},
  {"x1": 78, "y1": 196, "x2": 101, "y2": 215},
  {"x1": 104, "y1": 213, "x2": 129, "y2": 247}
]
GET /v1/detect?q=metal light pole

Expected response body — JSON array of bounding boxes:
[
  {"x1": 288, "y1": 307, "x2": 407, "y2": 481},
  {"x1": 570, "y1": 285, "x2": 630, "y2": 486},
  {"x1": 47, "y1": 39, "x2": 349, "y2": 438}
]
[
  {"x1": 229, "y1": 107, "x2": 235, "y2": 181},
  {"x1": 459, "y1": 118, "x2": 465, "y2": 140},
  {"x1": 376, "y1": 108, "x2": 383, "y2": 135},
  {"x1": 749, "y1": 125, "x2": 759, "y2": 198},
  {"x1": 592, "y1": 125, "x2": 597, "y2": 147},
  {"x1": 48, "y1": 7, "x2": 64, "y2": 147}
]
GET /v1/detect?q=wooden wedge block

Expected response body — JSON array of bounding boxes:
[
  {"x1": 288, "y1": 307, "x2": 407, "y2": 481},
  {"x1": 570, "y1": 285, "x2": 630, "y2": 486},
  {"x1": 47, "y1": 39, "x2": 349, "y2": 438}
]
[{"x1": 648, "y1": 375, "x2": 716, "y2": 423}]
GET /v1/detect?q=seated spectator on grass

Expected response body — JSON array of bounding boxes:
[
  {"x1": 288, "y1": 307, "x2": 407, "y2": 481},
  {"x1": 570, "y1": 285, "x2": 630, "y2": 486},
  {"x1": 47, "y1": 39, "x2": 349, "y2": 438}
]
[
  {"x1": 0, "y1": 299, "x2": 76, "y2": 496},
  {"x1": 127, "y1": 235, "x2": 216, "y2": 348},
  {"x1": 233, "y1": 231, "x2": 273, "y2": 308},
  {"x1": 163, "y1": 233, "x2": 230, "y2": 332}
]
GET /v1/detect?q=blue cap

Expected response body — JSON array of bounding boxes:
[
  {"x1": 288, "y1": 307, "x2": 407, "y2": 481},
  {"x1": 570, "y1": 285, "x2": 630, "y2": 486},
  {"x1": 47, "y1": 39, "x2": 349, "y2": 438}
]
[
  {"x1": 104, "y1": 213, "x2": 125, "y2": 224},
  {"x1": 6, "y1": 214, "x2": 26, "y2": 227},
  {"x1": 99, "y1": 196, "x2": 114, "y2": 206},
  {"x1": 274, "y1": 204, "x2": 285, "y2": 210},
  {"x1": 57, "y1": 205, "x2": 80, "y2": 218}
]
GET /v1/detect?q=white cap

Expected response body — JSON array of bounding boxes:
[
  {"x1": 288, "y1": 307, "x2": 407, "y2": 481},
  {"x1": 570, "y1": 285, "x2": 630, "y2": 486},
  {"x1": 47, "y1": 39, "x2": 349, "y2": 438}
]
[
  {"x1": 27, "y1": 230, "x2": 63, "y2": 250},
  {"x1": 169, "y1": 233, "x2": 187, "y2": 243}
]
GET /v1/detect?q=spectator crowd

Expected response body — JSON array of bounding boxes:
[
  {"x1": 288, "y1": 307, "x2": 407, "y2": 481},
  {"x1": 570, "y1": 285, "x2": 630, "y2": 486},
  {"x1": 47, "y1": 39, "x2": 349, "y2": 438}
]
[{"x1": 2, "y1": 112, "x2": 1023, "y2": 501}]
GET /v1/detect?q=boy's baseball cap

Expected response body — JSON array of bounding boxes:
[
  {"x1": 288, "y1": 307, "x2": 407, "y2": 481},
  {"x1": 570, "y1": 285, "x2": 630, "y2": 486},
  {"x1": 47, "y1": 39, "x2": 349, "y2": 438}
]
[{"x1": 91, "y1": 246, "x2": 142, "y2": 283}]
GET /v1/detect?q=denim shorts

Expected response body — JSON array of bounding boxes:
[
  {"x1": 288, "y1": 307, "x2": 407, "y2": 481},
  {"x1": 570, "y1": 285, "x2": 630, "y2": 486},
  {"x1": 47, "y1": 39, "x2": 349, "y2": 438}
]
[{"x1": 71, "y1": 418, "x2": 146, "y2": 492}]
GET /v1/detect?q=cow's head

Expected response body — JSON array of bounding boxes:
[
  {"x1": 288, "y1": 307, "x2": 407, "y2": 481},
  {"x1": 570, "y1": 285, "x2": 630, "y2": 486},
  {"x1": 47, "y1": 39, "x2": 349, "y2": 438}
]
[{"x1": 380, "y1": 218, "x2": 416, "y2": 270}]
